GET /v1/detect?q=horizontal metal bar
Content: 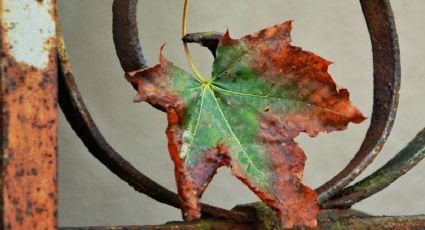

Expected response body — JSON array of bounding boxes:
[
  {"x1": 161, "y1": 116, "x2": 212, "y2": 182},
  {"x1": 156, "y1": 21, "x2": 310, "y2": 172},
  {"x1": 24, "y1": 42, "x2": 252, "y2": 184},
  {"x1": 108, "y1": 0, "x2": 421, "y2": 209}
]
[{"x1": 59, "y1": 211, "x2": 425, "y2": 230}]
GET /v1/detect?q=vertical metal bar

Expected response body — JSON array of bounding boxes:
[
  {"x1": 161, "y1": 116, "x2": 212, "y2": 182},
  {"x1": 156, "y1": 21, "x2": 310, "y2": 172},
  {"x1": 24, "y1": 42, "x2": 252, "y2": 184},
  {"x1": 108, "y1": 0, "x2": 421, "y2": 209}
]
[{"x1": 0, "y1": 1, "x2": 57, "y2": 229}]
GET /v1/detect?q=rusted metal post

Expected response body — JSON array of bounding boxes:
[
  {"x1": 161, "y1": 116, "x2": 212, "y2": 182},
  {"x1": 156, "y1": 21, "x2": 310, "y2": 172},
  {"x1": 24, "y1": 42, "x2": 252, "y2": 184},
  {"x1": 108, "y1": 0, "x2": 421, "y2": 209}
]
[{"x1": 0, "y1": 1, "x2": 58, "y2": 229}]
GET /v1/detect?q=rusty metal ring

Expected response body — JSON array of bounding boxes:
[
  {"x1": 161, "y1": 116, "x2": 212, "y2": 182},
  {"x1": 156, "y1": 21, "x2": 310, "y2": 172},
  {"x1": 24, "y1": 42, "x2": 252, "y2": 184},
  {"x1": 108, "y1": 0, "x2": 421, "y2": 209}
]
[{"x1": 111, "y1": 0, "x2": 400, "y2": 205}]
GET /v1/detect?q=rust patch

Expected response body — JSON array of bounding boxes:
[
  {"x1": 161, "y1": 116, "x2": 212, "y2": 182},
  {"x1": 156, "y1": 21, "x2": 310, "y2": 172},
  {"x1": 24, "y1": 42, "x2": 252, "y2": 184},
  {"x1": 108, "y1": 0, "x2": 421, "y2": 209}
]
[{"x1": 0, "y1": 50, "x2": 57, "y2": 230}]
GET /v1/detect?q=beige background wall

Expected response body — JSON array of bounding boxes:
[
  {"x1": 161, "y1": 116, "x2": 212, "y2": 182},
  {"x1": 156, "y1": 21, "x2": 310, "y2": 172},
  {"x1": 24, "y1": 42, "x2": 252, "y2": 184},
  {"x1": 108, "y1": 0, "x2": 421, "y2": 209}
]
[{"x1": 57, "y1": 0, "x2": 425, "y2": 227}]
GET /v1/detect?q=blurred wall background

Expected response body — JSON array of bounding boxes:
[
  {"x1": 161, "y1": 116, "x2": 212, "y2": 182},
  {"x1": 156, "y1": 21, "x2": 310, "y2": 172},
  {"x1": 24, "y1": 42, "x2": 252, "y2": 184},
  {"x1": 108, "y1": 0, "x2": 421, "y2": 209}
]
[{"x1": 57, "y1": 0, "x2": 425, "y2": 227}]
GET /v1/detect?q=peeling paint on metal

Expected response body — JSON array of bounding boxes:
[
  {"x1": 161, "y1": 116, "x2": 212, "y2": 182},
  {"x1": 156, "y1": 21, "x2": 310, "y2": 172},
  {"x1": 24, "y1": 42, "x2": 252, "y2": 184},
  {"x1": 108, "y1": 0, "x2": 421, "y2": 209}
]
[{"x1": 2, "y1": 0, "x2": 56, "y2": 69}]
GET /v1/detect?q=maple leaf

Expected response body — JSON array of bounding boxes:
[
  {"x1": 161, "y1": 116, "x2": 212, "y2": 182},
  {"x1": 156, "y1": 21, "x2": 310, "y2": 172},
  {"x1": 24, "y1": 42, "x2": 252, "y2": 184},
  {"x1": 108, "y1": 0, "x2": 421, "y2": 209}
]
[{"x1": 127, "y1": 21, "x2": 365, "y2": 228}]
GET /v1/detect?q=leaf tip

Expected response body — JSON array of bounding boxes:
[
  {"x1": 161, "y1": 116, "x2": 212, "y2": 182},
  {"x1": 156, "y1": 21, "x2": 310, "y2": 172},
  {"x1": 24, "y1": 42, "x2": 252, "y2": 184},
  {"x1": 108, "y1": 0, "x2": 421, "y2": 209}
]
[
  {"x1": 336, "y1": 88, "x2": 367, "y2": 124},
  {"x1": 352, "y1": 110, "x2": 367, "y2": 124},
  {"x1": 159, "y1": 43, "x2": 169, "y2": 65},
  {"x1": 133, "y1": 93, "x2": 145, "y2": 103},
  {"x1": 283, "y1": 20, "x2": 293, "y2": 31}
]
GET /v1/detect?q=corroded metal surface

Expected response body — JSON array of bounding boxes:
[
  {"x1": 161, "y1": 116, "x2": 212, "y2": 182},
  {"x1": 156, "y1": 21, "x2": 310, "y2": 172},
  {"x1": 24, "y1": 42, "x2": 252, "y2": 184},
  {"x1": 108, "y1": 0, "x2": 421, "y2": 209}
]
[
  {"x1": 316, "y1": 0, "x2": 401, "y2": 203},
  {"x1": 322, "y1": 127, "x2": 425, "y2": 208},
  {"x1": 0, "y1": 0, "x2": 58, "y2": 229}
]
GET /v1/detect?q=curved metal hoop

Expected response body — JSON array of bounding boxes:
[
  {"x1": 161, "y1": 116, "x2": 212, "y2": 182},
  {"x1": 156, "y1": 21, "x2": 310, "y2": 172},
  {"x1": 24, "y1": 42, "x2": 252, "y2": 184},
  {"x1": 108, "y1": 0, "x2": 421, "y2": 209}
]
[{"x1": 111, "y1": 0, "x2": 401, "y2": 204}]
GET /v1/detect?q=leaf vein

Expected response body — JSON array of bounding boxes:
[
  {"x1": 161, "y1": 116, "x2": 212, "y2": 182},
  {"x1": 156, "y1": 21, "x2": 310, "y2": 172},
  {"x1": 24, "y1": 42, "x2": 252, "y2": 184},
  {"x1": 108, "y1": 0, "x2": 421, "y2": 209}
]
[
  {"x1": 207, "y1": 86, "x2": 266, "y2": 179},
  {"x1": 212, "y1": 85, "x2": 356, "y2": 121}
]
